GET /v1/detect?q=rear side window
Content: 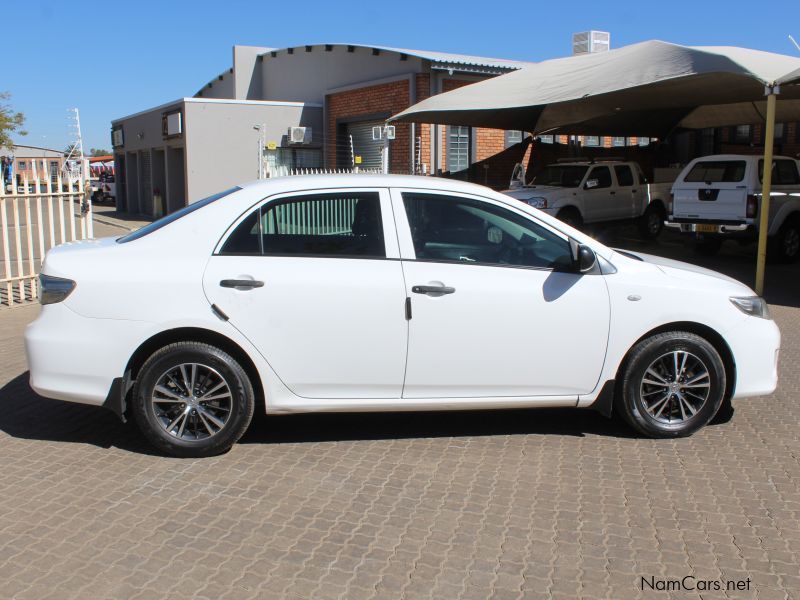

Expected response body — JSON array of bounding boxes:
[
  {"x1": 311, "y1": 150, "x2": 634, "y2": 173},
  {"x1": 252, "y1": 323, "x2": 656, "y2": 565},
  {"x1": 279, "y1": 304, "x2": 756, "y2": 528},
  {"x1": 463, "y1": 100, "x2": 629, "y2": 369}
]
[
  {"x1": 758, "y1": 159, "x2": 800, "y2": 185},
  {"x1": 118, "y1": 187, "x2": 239, "y2": 243},
  {"x1": 219, "y1": 192, "x2": 385, "y2": 258},
  {"x1": 684, "y1": 161, "x2": 746, "y2": 183},
  {"x1": 614, "y1": 165, "x2": 634, "y2": 187}
]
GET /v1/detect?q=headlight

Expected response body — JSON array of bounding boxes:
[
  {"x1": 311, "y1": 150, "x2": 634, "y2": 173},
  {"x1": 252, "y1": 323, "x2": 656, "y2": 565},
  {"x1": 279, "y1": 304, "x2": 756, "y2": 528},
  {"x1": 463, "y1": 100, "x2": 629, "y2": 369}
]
[
  {"x1": 39, "y1": 274, "x2": 76, "y2": 305},
  {"x1": 730, "y1": 296, "x2": 770, "y2": 319},
  {"x1": 525, "y1": 197, "x2": 548, "y2": 209}
]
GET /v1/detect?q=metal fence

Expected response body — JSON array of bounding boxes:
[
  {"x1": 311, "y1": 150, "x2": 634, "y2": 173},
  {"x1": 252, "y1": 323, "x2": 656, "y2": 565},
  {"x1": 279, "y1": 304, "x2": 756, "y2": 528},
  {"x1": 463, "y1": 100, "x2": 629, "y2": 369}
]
[
  {"x1": 1, "y1": 167, "x2": 93, "y2": 307},
  {"x1": 265, "y1": 166, "x2": 384, "y2": 178}
]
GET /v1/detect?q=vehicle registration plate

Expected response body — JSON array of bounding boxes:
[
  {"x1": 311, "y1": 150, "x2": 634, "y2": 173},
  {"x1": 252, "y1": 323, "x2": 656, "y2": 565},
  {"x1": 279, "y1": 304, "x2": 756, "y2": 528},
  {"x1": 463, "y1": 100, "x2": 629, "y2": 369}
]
[{"x1": 695, "y1": 224, "x2": 718, "y2": 233}]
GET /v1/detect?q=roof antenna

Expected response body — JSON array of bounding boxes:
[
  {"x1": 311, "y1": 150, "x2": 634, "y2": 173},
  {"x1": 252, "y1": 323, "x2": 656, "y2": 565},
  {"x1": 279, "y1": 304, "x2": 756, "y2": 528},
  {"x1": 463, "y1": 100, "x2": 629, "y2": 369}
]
[{"x1": 789, "y1": 35, "x2": 800, "y2": 53}]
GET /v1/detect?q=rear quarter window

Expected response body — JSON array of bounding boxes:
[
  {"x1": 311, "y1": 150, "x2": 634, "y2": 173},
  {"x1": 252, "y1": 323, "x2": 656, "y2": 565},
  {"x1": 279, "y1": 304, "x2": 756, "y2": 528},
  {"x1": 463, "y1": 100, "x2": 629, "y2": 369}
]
[{"x1": 683, "y1": 161, "x2": 746, "y2": 183}]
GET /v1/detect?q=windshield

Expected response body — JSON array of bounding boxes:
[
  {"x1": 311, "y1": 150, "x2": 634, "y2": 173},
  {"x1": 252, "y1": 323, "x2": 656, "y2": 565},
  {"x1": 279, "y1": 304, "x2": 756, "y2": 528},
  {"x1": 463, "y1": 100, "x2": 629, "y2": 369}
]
[
  {"x1": 117, "y1": 187, "x2": 239, "y2": 243},
  {"x1": 531, "y1": 165, "x2": 588, "y2": 188}
]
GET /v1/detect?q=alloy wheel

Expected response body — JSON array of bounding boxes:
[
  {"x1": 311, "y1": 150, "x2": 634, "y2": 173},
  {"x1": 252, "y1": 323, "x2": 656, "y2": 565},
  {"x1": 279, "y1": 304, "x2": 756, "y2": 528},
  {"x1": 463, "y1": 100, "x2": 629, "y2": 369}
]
[
  {"x1": 639, "y1": 350, "x2": 710, "y2": 424},
  {"x1": 150, "y1": 363, "x2": 233, "y2": 440}
]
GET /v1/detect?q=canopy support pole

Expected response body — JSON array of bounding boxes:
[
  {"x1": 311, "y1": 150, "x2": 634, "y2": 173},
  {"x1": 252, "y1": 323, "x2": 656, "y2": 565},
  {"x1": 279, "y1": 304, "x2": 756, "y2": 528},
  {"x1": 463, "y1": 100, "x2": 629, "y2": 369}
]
[{"x1": 754, "y1": 86, "x2": 778, "y2": 296}]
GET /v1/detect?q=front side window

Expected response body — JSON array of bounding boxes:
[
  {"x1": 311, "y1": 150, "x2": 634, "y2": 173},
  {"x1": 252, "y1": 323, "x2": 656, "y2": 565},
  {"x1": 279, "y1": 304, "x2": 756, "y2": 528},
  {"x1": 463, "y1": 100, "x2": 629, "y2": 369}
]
[
  {"x1": 402, "y1": 192, "x2": 571, "y2": 270},
  {"x1": 220, "y1": 192, "x2": 385, "y2": 258},
  {"x1": 587, "y1": 166, "x2": 612, "y2": 188}
]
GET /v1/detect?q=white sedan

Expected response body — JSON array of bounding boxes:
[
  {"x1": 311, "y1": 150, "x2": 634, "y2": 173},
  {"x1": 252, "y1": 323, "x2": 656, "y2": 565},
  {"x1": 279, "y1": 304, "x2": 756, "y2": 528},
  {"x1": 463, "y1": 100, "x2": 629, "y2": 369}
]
[{"x1": 25, "y1": 175, "x2": 780, "y2": 457}]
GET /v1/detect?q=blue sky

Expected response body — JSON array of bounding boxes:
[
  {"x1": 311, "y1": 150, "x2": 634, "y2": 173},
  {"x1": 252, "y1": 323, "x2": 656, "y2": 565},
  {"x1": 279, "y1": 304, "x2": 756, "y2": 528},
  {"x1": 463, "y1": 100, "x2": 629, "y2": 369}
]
[{"x1": 5, "y1": 0, "x2": 800, "y2": 152}]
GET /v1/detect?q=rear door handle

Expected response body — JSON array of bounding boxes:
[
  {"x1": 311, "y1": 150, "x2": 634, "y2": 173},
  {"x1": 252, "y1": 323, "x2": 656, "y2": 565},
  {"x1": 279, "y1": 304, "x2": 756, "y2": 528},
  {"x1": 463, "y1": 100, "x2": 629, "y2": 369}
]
[
  {"x1": 220, "y1": 279, "x2": 264, "y2": 289},
  {"x1": 412, "y1": 285, "x2": 455, "y2": 295}
]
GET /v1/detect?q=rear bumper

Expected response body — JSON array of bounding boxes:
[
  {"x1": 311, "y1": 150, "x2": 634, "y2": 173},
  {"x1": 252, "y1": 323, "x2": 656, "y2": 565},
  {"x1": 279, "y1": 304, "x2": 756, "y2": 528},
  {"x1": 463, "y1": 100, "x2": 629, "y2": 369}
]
[
  {"x1": 24, "y1": 303, "x2": 150, "y2": 407},
  {"x1": 665, "y1": 221, "x2": 753, "y2": 235}
]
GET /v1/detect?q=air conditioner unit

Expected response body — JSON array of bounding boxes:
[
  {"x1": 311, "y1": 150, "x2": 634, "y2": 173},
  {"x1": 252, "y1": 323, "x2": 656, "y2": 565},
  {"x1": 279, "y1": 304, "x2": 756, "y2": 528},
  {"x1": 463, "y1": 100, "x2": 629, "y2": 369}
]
[{"x1": 289, "y1": 126, "x2": 310, "y2": 144}]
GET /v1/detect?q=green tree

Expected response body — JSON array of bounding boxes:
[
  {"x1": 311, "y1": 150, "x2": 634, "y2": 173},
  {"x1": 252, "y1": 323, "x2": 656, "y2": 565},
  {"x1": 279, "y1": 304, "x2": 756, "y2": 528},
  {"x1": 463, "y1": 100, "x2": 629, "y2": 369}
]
[
  {"x1": 90, "y1": 148, "x2": 111, "y2": 157},
  {"x1": 0, "y1": 92, "x2": 26, "y2": 149}
]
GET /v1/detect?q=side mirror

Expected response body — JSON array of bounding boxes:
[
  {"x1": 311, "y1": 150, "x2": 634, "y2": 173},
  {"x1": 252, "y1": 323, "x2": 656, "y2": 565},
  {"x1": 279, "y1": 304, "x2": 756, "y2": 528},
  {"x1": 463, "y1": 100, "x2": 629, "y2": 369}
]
[
  {"x1": 585, "y1": 179, "x2": 599, "y2": 189},
  {"x1": 570, "y1": 240, "x2": 597, "y2": 273}
]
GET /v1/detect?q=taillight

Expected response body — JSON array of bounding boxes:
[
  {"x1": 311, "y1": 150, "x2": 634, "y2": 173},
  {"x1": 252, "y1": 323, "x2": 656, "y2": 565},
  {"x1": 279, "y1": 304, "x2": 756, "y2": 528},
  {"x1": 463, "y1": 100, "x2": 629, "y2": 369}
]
[
  {"x1": 39, "y1": 274, "x2": 76, "y2": 305},
  {"x1": 668, "y1": 193, "x2": 674, "y2": 215},
  {"x1": 746, "y1": 195, "x2": 758, "y2": 219}
]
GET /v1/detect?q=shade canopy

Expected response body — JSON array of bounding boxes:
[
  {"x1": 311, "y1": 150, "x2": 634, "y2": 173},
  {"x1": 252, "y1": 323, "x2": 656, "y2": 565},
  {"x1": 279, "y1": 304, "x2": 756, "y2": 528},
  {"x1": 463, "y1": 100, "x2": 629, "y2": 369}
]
[{"x1": 390, "y1": 41, "x2": 800, "y2": 136}]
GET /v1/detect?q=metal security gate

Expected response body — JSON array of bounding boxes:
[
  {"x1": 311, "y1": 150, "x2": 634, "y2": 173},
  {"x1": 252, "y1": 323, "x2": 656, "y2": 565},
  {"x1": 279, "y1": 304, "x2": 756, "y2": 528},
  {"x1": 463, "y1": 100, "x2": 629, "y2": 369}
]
[
  {"x1": 1, "y1": 169, "x2": 93, "y2": 307},
  {"x1": 347, "y1": 120, "x2": 384, "y2": 170}
]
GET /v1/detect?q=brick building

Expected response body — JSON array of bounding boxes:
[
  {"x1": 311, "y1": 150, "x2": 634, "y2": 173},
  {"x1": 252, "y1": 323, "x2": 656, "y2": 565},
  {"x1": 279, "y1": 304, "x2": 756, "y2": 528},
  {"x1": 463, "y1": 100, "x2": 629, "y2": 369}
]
[
  {"x1": 0, "y1": 145, "x2": 66, "y2": 186},
  {"x1": 111, "y1": 44, "x2": 533, "y2": 214}
]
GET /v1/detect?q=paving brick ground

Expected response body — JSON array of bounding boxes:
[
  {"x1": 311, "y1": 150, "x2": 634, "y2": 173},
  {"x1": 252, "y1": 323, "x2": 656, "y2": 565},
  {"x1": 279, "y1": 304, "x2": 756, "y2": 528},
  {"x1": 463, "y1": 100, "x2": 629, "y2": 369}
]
[{"x1": 0, "y1": 228, "x2": 798, "y2": 599}]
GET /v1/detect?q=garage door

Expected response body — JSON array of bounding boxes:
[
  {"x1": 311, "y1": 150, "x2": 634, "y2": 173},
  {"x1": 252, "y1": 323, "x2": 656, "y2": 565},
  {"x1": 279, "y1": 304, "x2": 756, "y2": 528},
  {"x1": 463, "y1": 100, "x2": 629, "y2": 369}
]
[{"x1": 346, "y1": 120, "x2": 384, "y2": 170}]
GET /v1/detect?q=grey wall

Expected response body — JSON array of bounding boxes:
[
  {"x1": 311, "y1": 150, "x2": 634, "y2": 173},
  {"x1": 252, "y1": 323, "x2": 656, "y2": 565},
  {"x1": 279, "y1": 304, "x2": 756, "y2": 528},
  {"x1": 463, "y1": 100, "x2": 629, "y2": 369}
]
[
  {"x1": 233, "y1": 46, "x2": 270, "y2": 100},
  {"x1": 260, "y1": 46, "x2": 425, "y2": 103},
  {"x1": 183, "y1": 100, "x2": 322, "y2": 201}
]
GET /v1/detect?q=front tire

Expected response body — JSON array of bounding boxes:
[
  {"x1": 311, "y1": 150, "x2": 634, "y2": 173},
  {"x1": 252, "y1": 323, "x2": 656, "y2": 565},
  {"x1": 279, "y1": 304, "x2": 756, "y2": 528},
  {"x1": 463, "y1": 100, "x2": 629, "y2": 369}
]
[
  {"x1": 132, "y1": 342, "x2": 255, "y2": 457},
  {"x1": 556, "y1": 207, "x2": 583, "y2": 230},
  {"x1": 615, "y1": 332, "x2": 726, "y2": 438}
]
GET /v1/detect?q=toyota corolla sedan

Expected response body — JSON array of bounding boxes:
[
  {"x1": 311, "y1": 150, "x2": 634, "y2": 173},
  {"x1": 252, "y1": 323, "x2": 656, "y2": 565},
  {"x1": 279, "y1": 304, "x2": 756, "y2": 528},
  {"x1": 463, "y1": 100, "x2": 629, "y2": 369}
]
[{"x1": 25, "y1": 175, "x2": 780, "y2": 457}]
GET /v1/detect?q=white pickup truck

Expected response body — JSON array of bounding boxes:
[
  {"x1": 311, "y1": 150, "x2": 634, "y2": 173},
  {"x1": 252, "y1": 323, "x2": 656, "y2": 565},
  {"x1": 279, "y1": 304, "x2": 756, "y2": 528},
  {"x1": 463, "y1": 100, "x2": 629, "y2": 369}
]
[
  {"x1": 503, "y1": 159, "x2": 672, "y2": 239},
  {"x1": 666, "y1": 154, "x2": 800, "y2": 262}
]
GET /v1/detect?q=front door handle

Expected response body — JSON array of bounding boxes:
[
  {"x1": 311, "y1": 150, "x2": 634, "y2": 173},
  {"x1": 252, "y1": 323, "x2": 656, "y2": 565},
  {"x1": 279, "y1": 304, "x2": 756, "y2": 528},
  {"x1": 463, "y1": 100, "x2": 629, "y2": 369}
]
[
  {"x1": 220, "y1": 279, "x2": 264, "y2": 289},
  {"x1": 412, "y1": 285, "x2": 455, "y2": 295}
]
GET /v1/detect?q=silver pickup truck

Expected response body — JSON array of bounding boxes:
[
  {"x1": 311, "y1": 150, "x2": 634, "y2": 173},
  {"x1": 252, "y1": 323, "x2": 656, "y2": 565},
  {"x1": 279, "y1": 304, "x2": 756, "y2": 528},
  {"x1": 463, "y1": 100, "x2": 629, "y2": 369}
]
[{"x1": 666, "y1": 154, "x2": 800, "y2": 262}]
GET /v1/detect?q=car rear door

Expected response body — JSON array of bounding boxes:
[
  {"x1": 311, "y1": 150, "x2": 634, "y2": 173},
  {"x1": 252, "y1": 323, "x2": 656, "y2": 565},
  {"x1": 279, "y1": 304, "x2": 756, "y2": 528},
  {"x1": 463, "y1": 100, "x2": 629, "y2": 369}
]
[
  {"x1": 672, "y1": 159, "x2": 749, "y2": 223},
  {"x1": 391, "y1": 188, "x2": 610, "y2": 399},
  {"x1": 202, "y1": 187, "x2": 408, "y2": 399},
  {"x1": 613, "y1": 164, "x2": 640, "y2": 219}
]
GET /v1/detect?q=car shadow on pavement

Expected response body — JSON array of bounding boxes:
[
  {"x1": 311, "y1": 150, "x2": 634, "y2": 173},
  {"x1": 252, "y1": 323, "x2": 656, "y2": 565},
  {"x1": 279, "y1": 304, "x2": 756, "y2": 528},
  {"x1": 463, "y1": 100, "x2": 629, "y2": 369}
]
[{"x1": 0, "y1": 371, "x2": 736, "y2": 454}]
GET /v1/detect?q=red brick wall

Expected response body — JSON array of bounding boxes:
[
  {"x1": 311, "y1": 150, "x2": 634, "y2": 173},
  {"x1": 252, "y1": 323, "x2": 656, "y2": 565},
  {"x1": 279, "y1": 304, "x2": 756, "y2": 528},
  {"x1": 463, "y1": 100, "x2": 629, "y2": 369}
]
[
  {"x1": 438, "y1": 78, "x2": 508, "y2": 169},
  {"x1": 326, "y1": 79, "x2": 412, "y2": 172}
]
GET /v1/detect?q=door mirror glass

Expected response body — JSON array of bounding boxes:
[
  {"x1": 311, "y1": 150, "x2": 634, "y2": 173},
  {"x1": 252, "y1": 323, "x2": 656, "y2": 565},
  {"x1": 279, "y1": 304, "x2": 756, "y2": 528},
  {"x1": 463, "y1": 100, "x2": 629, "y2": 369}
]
[{"x1": 585, "y1": 179, "x2": 599, "y2": 189}]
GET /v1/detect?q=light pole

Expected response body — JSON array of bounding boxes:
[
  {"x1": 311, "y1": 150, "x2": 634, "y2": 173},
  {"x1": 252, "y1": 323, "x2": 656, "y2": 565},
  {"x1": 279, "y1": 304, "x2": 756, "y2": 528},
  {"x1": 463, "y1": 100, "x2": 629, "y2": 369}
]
[{"x1": 253, "y1": 124, "x2": 266, "y2": 179}]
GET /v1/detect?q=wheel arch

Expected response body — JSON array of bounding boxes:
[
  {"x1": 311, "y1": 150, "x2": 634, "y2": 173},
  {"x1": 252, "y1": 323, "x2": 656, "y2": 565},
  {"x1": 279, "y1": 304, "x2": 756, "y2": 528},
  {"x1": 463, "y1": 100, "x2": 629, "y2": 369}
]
[
  {"x1": 123, "y1": 327, "x2": 265, "y2": 416},
  {"x1": 647, "y1": 198, "x2": 666, "y2": 213},
  {"x1": 619, "y1": 321, "x2": 736, "y2": 401}
]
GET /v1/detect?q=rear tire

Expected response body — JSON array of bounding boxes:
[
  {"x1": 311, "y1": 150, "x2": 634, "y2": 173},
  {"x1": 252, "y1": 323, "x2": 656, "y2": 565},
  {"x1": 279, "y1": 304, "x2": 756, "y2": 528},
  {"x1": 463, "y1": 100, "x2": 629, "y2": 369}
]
[
  {"x1": 556, "y1": 207, "x2": 583, "y2": 230},
  {"x1": 132, "y1": 342, "x2": 255, "y2": 458},
  {"x1": 768, "y1": 217, "x2": 800, "y2": 263},
  {"x1": 615, "y1": 332, "x2": 726, "y2": 438},
  {"x1": 638, "y1": 204, "x2": 665, "y2": 239}
]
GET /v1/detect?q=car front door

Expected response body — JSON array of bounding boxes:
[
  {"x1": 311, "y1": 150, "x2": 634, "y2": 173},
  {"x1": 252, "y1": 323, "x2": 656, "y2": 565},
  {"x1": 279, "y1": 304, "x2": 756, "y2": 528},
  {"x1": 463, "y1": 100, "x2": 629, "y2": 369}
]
[
  {"x1": 581, "y1": 165, "x2": 618, "y2": 222},
  {"x1": 202, "y1": 188, "x2": 408, "y2": 399},
  {"x1": 391, "y1": 188, "x2": 611, "y2": 399}
]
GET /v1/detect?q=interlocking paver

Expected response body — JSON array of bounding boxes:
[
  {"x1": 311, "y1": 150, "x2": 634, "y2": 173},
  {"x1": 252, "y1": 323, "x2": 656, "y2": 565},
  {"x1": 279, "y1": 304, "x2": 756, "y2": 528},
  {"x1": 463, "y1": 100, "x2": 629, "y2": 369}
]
[{"x1": 2, "y1": 233, "x2": 800, "y2": 599}]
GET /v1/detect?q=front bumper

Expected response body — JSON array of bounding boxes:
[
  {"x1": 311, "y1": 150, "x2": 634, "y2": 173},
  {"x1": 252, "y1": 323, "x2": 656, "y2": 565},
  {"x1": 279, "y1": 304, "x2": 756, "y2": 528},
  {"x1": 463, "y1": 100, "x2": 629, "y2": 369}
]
[
  {"x1": 726, "y1": 314, "x2": 781, "y2": 399},
  {"x1": 24, "y1": 303, "x2": 150, "y2": 407}
]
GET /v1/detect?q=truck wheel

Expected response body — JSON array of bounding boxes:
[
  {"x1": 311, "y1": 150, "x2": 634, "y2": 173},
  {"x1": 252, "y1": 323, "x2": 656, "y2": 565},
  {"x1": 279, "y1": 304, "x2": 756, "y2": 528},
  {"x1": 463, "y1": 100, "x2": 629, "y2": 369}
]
[
  {"x1": 769, "y1": 218, "x2": 800, "y2": 263},
  {"x1": 556, "y1": 207, "x2": 583, "y2": 230},
  {"x1": 638, "y1": 204, "x2": 665, "y2": 240},
  {"x1": 694, "y1": 239, "x2": 722, "y2": 257},
  {"x1": 615, "y1": 331, "x2": 726, "y2": 438}
]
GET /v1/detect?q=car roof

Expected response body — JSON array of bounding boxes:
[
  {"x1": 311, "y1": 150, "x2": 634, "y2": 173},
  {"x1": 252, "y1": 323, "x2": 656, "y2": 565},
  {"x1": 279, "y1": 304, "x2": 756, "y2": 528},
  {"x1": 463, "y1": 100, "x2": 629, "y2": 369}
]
[{"x1": 237, "y1": 173, "x2": 499, "y2": 196}]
